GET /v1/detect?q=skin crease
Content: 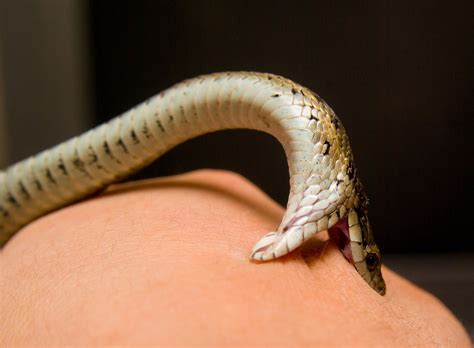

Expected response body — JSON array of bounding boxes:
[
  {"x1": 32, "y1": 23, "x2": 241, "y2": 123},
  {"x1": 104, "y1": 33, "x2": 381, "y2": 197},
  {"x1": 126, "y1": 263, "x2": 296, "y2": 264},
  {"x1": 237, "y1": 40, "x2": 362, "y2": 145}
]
[{"x1": 0, "y1": 170, "x2": 470, "y2": 347}]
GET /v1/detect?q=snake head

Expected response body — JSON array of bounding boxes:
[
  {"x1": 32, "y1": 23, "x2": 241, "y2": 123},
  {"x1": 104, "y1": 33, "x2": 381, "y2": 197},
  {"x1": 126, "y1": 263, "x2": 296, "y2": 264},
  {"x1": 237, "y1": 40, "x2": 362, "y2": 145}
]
[
  {"x1": 329, "y1": 210, "x2": 386, "y2": 295},
  {"x1": 354, "y1": 243, "x2": 386, "y2": 295}
]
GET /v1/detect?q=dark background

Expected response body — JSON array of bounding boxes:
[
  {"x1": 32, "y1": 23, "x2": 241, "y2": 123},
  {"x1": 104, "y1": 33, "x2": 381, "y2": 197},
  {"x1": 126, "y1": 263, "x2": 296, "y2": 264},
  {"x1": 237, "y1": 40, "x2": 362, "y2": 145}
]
[{"x1": 89, "y1": 0, "x2": 472, "y2": 254}]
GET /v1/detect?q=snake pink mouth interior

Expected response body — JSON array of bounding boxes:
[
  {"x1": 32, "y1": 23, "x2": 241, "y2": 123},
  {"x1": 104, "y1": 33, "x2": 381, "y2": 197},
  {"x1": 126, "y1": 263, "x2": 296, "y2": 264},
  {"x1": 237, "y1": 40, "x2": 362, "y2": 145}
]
[{"x1": 328, "y1": 217, "x2": 354, "y2": 264}]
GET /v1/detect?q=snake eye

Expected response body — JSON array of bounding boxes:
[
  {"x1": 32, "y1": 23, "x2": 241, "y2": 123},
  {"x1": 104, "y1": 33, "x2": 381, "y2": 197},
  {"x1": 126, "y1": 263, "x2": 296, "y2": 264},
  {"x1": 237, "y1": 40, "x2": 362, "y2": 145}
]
[{"x1": 366, "y1": 253, "x2": 380, "y2": 271}]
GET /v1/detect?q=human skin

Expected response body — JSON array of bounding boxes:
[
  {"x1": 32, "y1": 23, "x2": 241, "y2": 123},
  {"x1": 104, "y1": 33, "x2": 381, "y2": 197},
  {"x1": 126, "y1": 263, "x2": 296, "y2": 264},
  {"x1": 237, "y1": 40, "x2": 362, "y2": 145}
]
[{"x1": 0, "y1": 170, "x2": 470, "y2": 346}]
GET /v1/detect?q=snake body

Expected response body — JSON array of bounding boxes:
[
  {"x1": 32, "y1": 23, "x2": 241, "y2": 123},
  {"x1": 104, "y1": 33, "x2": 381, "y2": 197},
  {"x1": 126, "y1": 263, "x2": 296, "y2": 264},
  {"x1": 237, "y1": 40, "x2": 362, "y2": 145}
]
[{"x1": 0, "y1": 72, "x2": 386, "y2": 295}]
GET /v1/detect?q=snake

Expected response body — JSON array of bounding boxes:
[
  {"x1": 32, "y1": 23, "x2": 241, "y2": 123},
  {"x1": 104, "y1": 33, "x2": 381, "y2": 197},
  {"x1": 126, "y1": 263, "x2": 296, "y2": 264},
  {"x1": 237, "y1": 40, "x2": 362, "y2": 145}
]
[{"x1": 0, "y1": 72, "x2": 386, "y2": 295}]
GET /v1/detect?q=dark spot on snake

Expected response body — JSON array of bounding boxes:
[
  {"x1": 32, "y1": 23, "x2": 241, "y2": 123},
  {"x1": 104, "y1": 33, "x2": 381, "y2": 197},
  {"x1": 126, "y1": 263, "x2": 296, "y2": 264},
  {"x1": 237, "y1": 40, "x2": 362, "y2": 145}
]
[
  {"x1": 72, "y1": 151, "x2": 92, "y2": 178},
  {"x1": 95, "y1": 163, "x2": 110, "y2": 173},
  {"x1": 103, "y1": 141, "x2": 112, "y2": 156},
  {"x1": 347, "y1": 160, "x2": 355, "y2": 180},
  {"x1": 142, "y1": 123, "x2": 152, "y2": 138},
  {"x1": 267, "y1": 76, "x2": 273, "y2": 80},
  {"x1": 6, "y1": 192, "x2": 19, "y2": 207},
  {"x1": 57, "y1": 158, "x2": 68, "y2": 175},
  {"x1": 328, "y1": 113, "x2": 340, "y2": 129},
  {"x1": 156, "y1": 119, "x2": 165, "y2": 132},
  {"x1": 103, "y1": 141, "x2": 122, "y2": 164},
  {"x1": 116, "y1": 139, "x2": 129, "y2": 154},
  {"x1": 169, "y1": 114, "x2": 174, "y2": 122},
  {"x1": 271, "y1": 94, "x2": 280, "y2": 98},
  {"x1": 18, "y1": 181, "x2": 31, "y2": 200},
  {"x1": 291, "y1": 88, "x2": 298, "y2": 94},
  {"x1": 130, "y1": 130, "x2": 140, "y2": 145},
  {"x1": 34, "y1": 178, "x2": 43, "y2": 191},
  {"x1": 323, "y1": 140, "x2": 331, "y2": 155},
  {"x1": 87, "y1": 146, "x2": 99, "y2": 163},
  {"x1": 72, "y1": 147, "x2": 97, "y2": 179},
  {"x1": 45, "y1": 169, "x2": 57, "y2": 185}
]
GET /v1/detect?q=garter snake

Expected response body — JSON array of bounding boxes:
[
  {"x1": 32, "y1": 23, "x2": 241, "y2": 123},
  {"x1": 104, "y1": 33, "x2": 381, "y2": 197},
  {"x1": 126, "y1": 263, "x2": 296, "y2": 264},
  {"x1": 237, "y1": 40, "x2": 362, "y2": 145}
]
[{"x1": 0, "y1": 72, "x2": 386, "y2": 295}]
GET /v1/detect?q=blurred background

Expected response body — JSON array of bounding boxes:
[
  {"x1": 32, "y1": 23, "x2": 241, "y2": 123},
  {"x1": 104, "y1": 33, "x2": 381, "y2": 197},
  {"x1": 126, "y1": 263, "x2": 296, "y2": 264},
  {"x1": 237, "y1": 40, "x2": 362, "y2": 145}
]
[{"x1": 0, "y1": 0, "x2": 472, "y2": 335}]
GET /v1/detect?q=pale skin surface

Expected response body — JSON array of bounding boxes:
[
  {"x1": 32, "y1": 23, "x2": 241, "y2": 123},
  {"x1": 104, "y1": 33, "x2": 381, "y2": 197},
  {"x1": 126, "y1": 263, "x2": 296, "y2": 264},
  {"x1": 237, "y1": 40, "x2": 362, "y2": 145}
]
[{"x1": 0, "y1": 170, "x2": 470, "y2": 346}]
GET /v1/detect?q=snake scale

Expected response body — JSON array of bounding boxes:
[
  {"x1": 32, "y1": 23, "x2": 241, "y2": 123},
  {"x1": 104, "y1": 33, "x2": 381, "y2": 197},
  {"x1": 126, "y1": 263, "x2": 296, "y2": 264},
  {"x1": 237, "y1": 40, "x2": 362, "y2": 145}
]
[{"x1": 0, "y1": 72, "x2": 386, "y2": 295}]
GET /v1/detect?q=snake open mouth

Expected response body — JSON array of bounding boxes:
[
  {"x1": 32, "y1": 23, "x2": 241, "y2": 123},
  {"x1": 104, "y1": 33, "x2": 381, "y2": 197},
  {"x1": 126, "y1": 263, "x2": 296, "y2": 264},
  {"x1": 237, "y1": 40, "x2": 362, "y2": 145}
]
[{"x1": 328, "y1": 217, "x2": 354, "y2": 264}]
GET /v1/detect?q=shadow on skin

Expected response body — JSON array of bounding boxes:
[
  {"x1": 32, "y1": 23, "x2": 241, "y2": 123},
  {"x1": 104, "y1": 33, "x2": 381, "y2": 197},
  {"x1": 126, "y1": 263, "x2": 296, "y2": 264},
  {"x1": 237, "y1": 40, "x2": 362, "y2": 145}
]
[
  {"x1": 101, "y1": 172, "x2": 281, "y2": 225},
  {"x1": 0, "y1": 170, "x2": 471, "y2": 346}
]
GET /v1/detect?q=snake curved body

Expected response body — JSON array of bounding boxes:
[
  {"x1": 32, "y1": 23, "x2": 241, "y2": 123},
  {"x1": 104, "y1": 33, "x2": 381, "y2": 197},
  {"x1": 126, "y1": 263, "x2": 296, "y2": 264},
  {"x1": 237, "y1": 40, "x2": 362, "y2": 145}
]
[{"x1": 0, "y1": 72, "x2": 386, "y2": 295}]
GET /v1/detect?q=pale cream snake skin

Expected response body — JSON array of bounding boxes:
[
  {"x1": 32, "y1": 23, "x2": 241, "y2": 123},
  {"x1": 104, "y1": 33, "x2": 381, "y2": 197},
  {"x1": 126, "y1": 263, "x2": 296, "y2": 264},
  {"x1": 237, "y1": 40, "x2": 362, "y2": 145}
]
[{"x1": 0, "y1": 72, "x2": 386, "y2": 295}]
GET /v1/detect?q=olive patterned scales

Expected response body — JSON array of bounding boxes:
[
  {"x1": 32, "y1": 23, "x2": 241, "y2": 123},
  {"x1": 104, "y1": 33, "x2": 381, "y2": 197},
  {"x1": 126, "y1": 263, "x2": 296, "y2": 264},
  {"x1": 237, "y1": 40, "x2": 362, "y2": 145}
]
[{"x1": 0, "y1": 72, "x2": 386, "y2": 295}]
